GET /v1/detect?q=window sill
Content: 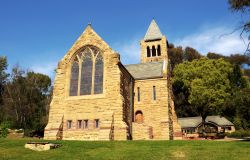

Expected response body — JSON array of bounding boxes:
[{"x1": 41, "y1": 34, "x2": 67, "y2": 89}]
[
  {"x1": 65, "y1": 128, "x2": 100, "y2": 131},
  {"x1": 66, "y1": 94, "x2": 105, "y2": 100}
]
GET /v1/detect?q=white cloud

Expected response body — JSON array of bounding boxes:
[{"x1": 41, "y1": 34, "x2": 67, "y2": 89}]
[
  {"x1": 112, "y1": 37, "x2": 141, "y2": 65},
  {"x1": 174, "y1": 26, "x2": 248, "y2": 56},
  {"x1": 31, "y1": 62, "x2": 57, "y2": 79}
]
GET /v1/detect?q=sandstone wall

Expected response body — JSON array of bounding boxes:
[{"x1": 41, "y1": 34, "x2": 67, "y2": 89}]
[
  {"x1": 133, "y1": 78, "x2": 170, "y2": 140},
  {"x1": 140, "y1": 36, "x2": 168, "y2": 63},
  {"x1": 132, "y1": 123, "x2": 153, "y2": 140},
  {"x1": 44, "y1": 25, "x2": 129, "y2": 140},
  {"x1": 119, "y1": 65, "x2": 134, "y2": 139},
  {"x1": 167, "y1": 59, "x2": 182, "y2": 140}
]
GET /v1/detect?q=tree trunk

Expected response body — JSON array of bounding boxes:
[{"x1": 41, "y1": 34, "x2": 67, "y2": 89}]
[{"x1": 201, "y1": 115, "x2": 207, "y2": 138}]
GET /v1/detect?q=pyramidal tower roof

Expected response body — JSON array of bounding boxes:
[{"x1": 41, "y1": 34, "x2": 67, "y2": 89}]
[{"x1": 144, "y1": 19, "x2": 163, "y2": 41}]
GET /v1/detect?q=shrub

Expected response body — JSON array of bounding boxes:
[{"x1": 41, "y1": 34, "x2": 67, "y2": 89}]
[
  {"x1": 23, "y1": 129, "x2": 33, "y2": 137},
  {"x1": 0, "y1": 121, "x2": 11, "y2": 138},
  {"x1": 15, "y1": 129, "x2": 24, "y2": 133},
  {"x1": 227, "y1": 130, "x2": 250, "y2": 138}
]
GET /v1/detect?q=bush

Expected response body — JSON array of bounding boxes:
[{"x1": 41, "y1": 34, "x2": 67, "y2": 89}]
[
  {"x1": 0, "y1": 121, "x2": 11, "y2": 138},
  {"x1": 227, "y1": 130, "x2": 250, "y2": 138},
  {"x1": 23, "y1": 129, "x2": 33, "y2": 137}
]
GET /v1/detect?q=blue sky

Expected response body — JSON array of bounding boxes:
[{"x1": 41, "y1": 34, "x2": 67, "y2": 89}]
[{"x1": 0, "y1": 0, "x2": 247, "y2": 78}]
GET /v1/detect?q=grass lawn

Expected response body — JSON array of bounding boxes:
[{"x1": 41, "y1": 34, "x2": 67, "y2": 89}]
[{"x1": 0, "y1": 138, "x2": 249, "y2": 160}]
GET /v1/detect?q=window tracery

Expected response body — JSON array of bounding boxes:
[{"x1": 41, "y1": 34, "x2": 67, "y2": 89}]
[
  {"x1": 69, "y1": 46, "x2": 104, "y2": 96},
  {"x1": 94, "y1": 54, "x2": 103, "y2": 94},
  {"x1": 69, "y1": 60, "x2": 79, "y2": 96}
]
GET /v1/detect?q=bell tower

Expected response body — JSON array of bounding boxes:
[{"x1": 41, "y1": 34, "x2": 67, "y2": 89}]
[{"x1": 140, "y1": 19, "x2": 168, "y2": 63}]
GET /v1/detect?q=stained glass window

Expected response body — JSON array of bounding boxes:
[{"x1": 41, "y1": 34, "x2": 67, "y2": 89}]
[
  {"x1": 69, "y1": 61, "x2": 79, "y2": 96},
  {"x1": 80, "y1": 52, "x2": 93, "y2": 95},
  {"x1": 94, "y1": 54, "x2": 103, "y2": 94},
  {"x1": 69, "y1": 46, "x2": 104, "y2": 96}
]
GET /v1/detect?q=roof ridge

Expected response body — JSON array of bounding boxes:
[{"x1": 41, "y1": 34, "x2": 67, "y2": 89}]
[{"x1": 125, "y1": 61, "x2": 163, "y2": 67}]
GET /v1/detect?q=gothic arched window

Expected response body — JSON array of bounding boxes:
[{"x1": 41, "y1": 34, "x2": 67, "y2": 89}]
[
  {"x1": 157, "y1": 45, "x2": 161, "y2": 56},
  {"x1": 69, "y1": 60, "x2": 79, "y2": 96},
  {"x1": 69, "y1": 46, "x2": 104, "y2": 96},
  {"x1": 94, "y1": 54, "x2": 103, "y2": 94},
  {"x1": 147, "y1": 46, "x2": 151, "y2": 57},
  {"x1": 80, "y1": 52, "x2": 93, "y2": 95},
  {"x1": 152, "y1": 46, "x2": 156, "y2": 57}
]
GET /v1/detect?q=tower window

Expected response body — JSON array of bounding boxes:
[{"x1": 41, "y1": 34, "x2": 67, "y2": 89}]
[
  {"x1": 137, "y1": 87, "x2": 140, "y2": 102},
  {"x1": 157, "y1": 45, "x2": 161, "y2": 56},
  {"x1": 147, "y1": 46, "x2": 151, "y2": 57},
  {"x1": 153, "y1": 86, "x2": 156, "y2": 100},
  {"x1": 152, "y1": 46, "x2": 156, "y2": 57}
]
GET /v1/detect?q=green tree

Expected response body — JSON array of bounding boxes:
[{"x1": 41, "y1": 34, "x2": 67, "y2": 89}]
[
  {"x1": 184, "y1": 47, "x2": 202, "y2": 62},
  {"x1": 223, "y1": 88, "x2": 250, "y2": 129},
  {"x1": 228, "y1": 54, "x2": 250, "y2": 65},
  {"x1": 172, "y1": 80, "x2": 198, "y2": 117},
  {"x1": 0, "y1": 56, "x2": 8, "y2": 123},
  {"x1": 229, "y1": 64, "x2": 248, "y2": 89},
  {"x1": 244, "y1": 69, "x2": 250, "y2": 77},
  {"x1": 3, "y1": 66, "x2": 51, "y2": 134},
  {"x1": 26, "y1": 72, "x2": 51, "y2": 131},
  {"x1": 0, "y1": 57, "x2": 8, "y2": 104},
  {"x1": 207, "y1": 53, "x2": 250, "y2": 65},
  {"x1": 172, "y1": 58, "x2": 233, "y2": 135},
  {"x1": 168, "y1": 43, "x2": 184, "y2": 71},
  {"x1": 207, "y1": 52, "x2": 226, "y2": 60}
]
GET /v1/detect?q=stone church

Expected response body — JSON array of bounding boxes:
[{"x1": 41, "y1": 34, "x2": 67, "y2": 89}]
[{"x1": 44, "y1": 20, "x2": 182, "y2": 140}]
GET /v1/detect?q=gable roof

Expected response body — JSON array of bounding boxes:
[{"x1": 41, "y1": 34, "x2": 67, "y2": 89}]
[
  {"x1": 206, "y1": 116, "x2": 234, "y2": 126},
  {"x1": 178, "y1": 116, "x2": 234, "y2": 128},
  {"x1": 144, "y1": 19, "x2": 163, "y2": 41},
  {"x1": 62, "y1": 24, "x2": 115, "y2": 64},
  {"x1": 125, "y1": 62, "x2": 163, "y2": 80}
]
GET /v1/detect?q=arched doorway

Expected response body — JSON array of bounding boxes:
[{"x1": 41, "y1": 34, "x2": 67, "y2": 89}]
[{"x1": 135, "y1": 110, "x2": 143, "y2": 123}]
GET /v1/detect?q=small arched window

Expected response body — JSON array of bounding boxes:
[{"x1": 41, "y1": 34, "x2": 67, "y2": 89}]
[
  {"x1": 152, "y1": 46, "x2": 156, "y2": 57},
  {"x1": 135, "y1": 110, "x2": 143, "y2": 123},
  {"x1": 157, "y1": 45, "x2": 161, "y2": 56},
  {"x1": 69, "y1": 60, "x2": 79, "y2": 96},
  {"x1": 94, "y1": 54, "x2": 103, "y2": 94},
  {"x1": 147, "y1": 46, "x2": 151, "y2": 57}
]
